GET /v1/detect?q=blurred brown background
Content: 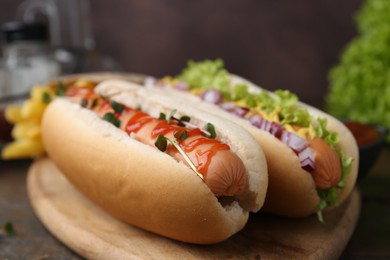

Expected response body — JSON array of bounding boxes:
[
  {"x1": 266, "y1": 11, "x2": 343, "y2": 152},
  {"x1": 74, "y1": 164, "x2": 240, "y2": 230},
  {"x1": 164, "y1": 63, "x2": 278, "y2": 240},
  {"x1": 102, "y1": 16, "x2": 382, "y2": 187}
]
[{"x1": 0, "y1": 0, "x2": 364, "y2": 108}]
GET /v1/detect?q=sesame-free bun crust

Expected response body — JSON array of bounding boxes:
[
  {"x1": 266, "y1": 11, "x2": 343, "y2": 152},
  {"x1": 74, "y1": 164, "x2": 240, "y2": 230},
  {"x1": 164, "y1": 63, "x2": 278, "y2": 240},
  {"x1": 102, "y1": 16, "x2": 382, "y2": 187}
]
[
  {"x1": 147, "y1": 74, "x2": 358, "y2": 217},
  {"x1": 41, "y1": 82, "x2": 268, "y2": 244}
]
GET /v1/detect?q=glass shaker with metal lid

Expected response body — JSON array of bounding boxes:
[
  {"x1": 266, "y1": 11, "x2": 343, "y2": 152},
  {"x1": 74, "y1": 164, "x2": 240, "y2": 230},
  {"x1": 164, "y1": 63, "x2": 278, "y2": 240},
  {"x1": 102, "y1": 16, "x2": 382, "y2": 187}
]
[{"x1": 0, "y1": 21, "x2": 59, "y2": 101}]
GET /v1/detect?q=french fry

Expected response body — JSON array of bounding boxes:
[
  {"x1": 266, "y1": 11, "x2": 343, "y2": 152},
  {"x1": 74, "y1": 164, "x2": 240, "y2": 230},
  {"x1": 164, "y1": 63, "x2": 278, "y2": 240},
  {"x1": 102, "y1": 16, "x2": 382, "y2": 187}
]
[
  {"x1": 20, "y1": 99, "x2": 47, "y2": 121},
  {"x1": 1, "y1": 138, "x2": 45, "y2": 159},
  {"x1": 5, "y1": 105, "x2": 23, "y2": 123},
  {"x1": 11, "y1": 120, "x2": 41, "y2": 140}
]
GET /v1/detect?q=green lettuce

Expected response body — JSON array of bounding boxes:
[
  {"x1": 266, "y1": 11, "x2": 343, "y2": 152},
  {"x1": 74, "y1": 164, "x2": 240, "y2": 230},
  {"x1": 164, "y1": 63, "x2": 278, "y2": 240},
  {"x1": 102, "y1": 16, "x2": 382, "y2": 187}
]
[
  {"x1": 177, "y1": 59, "x2": 230, "y2": 97},
  {"x1": 231, "y1": 84, "x2": 250, "y2": 101},
  {"x1": 326, "y1": 0, "x2": 390, "y2": 142},
  {"x1": 315, "y1": 118, "x2": 340, "y2": 149}
]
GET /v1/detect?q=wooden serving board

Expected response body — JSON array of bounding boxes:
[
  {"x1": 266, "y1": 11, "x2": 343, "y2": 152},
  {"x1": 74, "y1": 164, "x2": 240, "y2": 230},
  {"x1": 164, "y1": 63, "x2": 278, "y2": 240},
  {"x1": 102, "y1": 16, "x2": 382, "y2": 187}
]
[{"x1": 27, "y1": 158, "x2": 361, "y2": 259}]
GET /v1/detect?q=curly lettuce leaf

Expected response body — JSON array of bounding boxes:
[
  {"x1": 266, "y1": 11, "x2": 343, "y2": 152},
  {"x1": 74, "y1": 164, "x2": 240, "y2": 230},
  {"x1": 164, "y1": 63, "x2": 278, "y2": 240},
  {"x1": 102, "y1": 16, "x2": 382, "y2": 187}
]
[
  {"x1": 279, "y1": 107, "x2": 311, "y2": 127},
  {"x1": 314, "y1": 118, "x2": 340, "y2": 148},
  {"x1": 176, "y1": 59, "x2": 230, "y2": 96},
  {"x1": 255, "y1": 91, "x2": 276, "y2": 113},
  {"x1": 260, "y1": 90, "x2": 312, "y2": 127},
  {"x1": 326, "y1": 0, "x2": 390, "y2": 142},
  {"x1": 273, "y1": 90, "x2": 298, "y2": 107},
  {"x1": 231, "y1": 84, "x2": 250, "y2": 101}
]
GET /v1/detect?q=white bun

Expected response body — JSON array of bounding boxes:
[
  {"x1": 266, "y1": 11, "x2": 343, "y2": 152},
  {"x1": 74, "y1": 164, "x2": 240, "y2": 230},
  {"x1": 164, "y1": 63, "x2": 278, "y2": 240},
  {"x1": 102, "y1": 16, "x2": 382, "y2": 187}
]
[{"x1": 41, "y1": 81, "x2": 268, "y2": 244}]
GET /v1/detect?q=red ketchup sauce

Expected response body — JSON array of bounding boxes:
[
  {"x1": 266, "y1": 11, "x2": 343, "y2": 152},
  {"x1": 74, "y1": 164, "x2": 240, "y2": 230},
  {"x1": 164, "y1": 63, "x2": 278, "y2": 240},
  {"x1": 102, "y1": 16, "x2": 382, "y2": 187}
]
[
  {"x1": 184, "y1": 138, "x2": 230, "y2": 175},
  {"x1": 125, "y1": 111, "x2": 154, "y2": 133}
]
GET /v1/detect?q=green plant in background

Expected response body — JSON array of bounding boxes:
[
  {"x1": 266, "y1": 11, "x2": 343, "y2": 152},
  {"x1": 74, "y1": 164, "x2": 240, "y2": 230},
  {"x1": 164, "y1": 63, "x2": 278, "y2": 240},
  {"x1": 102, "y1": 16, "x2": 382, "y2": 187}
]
[{"x1": 326, "y1": 0, "x2": 390, "y2": 142}]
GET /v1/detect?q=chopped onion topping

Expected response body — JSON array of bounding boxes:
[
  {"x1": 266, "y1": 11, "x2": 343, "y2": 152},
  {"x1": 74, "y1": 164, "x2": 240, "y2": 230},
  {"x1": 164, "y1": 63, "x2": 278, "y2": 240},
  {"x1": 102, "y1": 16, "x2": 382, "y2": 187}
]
[
  {"x1": 260, "y1": 118, "x2": 272, "y2": 132},
  {"x1": 220, "y1": 102, "x2": 235, "y2": 112},
  {"x1": 270, "y1": 122, "x2": 284, "y2": 138},
  {"x1": 281, "y1": 131, "x2": 308, "y2": 153},
  {"x1": 247, "y1": 116, "x2": 284, "y2": 138},
  {"x1": 247, "y1": 115, "x2": 262, "y2": 128},
  {"x1": 232, "y1": 106, "x2": 249, "y2": 117},
  {"x1": 201, "y1": 89, "x2": 223, "y2": 104},
  {"x1": 299, "y1": 147, "x2": 315, "y2": 172}
]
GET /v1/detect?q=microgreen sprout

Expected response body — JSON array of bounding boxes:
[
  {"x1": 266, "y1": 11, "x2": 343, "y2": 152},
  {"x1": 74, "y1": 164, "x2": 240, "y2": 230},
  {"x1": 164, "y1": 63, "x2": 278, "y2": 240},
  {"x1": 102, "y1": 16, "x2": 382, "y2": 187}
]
[
  {"x1": 154, "y1": 134, "x2": 203, "y2": 180},
  {"x1": 56, "y1": 81, "x2": 65, "y2": 96},
  {"x1": 110, "y1": 100, "x2": 124, "y2": 114},
  {"x1": 203, "y1": 123, "x2": 216, "y2": 139},
  {"x1": 103, "y1": 112, "x2": 121, "y2": 128},
  {"x1": 167, "y1": 109, "x2": 177, "y2": 124}
]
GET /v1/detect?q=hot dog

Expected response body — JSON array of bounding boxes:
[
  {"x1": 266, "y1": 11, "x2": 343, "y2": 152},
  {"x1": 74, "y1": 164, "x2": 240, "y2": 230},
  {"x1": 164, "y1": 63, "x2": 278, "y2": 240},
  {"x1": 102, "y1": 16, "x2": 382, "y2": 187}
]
[
  {"x1": 143, "y1": 59, "x2": 358, "y2": 220},
  {"x1": 40, "y1": 79, "x2": 268, "y2": 244},
  {"x1": 67, "y1": 86, "x2": 248, "y2": 197}
]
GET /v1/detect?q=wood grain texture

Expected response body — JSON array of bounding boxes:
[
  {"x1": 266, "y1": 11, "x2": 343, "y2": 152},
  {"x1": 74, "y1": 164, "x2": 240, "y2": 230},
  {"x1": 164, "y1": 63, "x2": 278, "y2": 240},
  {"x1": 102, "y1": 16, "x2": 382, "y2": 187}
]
[{"x1": 27, "y1": 158, "x2": 360, "y2": 259}]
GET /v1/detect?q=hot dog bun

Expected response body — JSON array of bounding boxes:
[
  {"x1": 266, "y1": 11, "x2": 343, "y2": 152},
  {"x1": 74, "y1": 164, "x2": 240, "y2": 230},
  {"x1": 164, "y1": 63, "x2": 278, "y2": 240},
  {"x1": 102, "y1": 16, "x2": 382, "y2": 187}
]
[
  {"x1": 144, "y1": 74, "x2": 358, "y2": 217},
  {"x1": 41, "y1": 80, "x2": 268, "y2": 244},
  {"x1": 230, "y1": 74, "x2": 358, "y2": 216}
]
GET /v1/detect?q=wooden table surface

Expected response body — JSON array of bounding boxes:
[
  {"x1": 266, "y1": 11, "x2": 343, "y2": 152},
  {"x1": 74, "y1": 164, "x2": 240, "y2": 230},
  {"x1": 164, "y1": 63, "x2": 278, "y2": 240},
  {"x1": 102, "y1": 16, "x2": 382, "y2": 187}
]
[{"x1": 1, "y1": 147, "x2": 390, "y2": 259}]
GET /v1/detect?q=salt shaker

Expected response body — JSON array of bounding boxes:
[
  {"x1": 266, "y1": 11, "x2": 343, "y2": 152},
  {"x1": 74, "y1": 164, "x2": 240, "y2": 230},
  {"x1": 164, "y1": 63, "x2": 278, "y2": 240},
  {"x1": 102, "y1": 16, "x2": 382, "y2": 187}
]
[{"x1": 0, "y1": 21, "x2": 59, "y2": 100}]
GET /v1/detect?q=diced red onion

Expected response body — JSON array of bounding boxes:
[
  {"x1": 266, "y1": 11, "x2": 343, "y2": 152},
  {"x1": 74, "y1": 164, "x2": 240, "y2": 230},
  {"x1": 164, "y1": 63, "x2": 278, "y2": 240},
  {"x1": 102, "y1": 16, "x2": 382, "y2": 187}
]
[
  {"x1": 220, "y1": 102, "x2": 249, "y2": 117},
  {"x1": 300, "y1": 158, "x2": 316, "y2": 172},
  {"x1": 260, "y1": 118, "x2": 272, "y2": 132},
  {"x1": 270, "y1": 122, "x2": 284, "y2": 138},
  {"x1": 299, "y1": 147, "x2": 315, "y2": 172},
  {"x1": 201, "y1": 89, "x2": 223, "y2": 104},
  {"x1": 175, "y1": 81, "x2": 189, "y2": 91},
  {"x1": 247, "y1": 115, "x2": 262, "y2": 128},
  {"x1": 220, "y1": 102, "x2": 236, "y2": 112},
  {"x1": 247, "y1": 116, "x2": 284, "y2": 137},
  {"x1": 281, "y1": 131, "x2": 308, "y2": 153},
  {"x1": 232, "y1": 106, "x2": 249, "y2": 117}
]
